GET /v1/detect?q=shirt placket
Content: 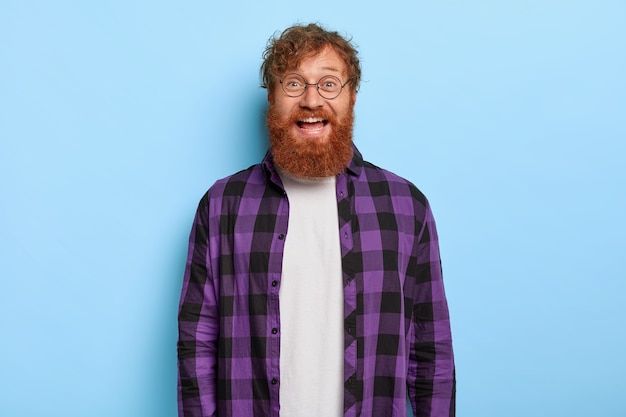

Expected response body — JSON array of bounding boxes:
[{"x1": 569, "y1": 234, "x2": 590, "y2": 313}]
[
  {"x1": 267, "y1": 185, "x2": 289, "y2": 417},
  {"x1": 336, "y1": 174, "x2": 358, "y2": 417}
]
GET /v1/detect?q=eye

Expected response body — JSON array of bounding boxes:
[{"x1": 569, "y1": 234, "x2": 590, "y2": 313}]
[
  {"x1": 282, "y1": 75, "x2": 305, "y2": 90},
  {"x1": 319, "y1": 76, "x2": 341, "y2": 91}
]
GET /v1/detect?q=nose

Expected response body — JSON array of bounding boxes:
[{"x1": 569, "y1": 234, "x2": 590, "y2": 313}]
[{"x1": 299, "y1": 85, "x2": 323, "y2": 109}]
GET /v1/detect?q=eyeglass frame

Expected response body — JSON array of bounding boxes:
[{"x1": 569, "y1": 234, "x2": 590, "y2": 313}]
[{"x1": 278, "y1": 73, "x2": 353, "y2": 100}]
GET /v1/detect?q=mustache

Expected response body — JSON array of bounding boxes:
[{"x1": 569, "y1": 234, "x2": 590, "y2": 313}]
[{"x1": 285, "y1": 109, "x2": 337, "y2": 125}]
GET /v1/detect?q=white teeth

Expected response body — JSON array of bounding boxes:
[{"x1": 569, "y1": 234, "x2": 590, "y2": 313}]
[{"x1": 300, "y1": 117, "x2": 323, "y2": 123}]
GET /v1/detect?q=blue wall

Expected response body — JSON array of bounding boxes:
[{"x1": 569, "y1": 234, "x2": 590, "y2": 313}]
[{"x1": 1, "y1": 1, "x2": 625, "y2": 416}]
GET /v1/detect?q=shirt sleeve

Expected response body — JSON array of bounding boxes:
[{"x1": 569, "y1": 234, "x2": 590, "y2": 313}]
[
  {"x1": 177, "y1": 195, "x2": 219, "y2": 417},
  {"x1": 407, "y1": 202, "x2": 456, "y2": 417}
]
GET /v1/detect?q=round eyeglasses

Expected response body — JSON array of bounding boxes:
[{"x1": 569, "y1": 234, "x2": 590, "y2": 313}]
[{"x1": 279, "y1": 73, "x2": 351, "y2": 100}]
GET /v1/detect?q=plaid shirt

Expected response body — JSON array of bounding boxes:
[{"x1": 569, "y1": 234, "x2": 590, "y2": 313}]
[{"x1": 178, "y1": 147, "x2": 455, "y2": 417}]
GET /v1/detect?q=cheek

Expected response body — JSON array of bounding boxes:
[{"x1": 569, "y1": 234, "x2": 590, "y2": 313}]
[
  {"x1": 271, "y1": 101, "x2": 295, "y2": 122},
  {"x1": 333, "y1": 99, "x2": 354, "y2": 120},
  {"x1": 269, "y1": 87, "x2": 295, "y2": 113}
]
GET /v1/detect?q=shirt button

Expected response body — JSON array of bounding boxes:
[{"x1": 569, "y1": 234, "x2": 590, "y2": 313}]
[
  {"x1": 344, "y1": 232, "x2": 348, "y2": 239},
  {"x1": 272, "y1": 328, "x2": 278, "y2": 334},
  {"x1": 271, "y1": 378, "x2": 278, "y2": 385},
  {"x1": 271, "y1": 280, "x2": 278, "y2": 287},
  {"x1": 278, "y1": 233, "x2": 285, "y2": 240}
]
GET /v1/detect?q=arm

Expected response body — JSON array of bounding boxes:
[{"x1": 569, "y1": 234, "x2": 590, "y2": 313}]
[
  {"x1": 178, "y1": 196, "x2": 219, "y2": 417},
  {"x1": 408, "y1": 204, "x2": 456, "y2": 417}
]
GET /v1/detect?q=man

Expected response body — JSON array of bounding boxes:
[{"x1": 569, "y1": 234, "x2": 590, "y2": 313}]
[{"x1": 178, "y1": 23, "x2": 455, "y2": 417}]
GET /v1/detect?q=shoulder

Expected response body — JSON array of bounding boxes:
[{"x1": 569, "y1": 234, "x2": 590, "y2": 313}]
[
  {"x1": 198, "y1": 163, "x2": 266, "y2": 209},
  {"x1": 357, "y1": 159, "x2": 429, "y2": 207}
]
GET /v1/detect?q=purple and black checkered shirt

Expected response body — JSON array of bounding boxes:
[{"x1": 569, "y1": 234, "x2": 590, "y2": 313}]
[{"x1": 178, "y1": 147, "x2": 455, "y2": 417}]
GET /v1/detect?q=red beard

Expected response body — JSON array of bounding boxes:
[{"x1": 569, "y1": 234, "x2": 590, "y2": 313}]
[{"x1": 266, "y1": 105, "x2": 354, "y2": 178}]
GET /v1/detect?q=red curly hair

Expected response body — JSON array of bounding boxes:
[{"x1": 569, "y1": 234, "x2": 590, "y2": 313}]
[{"x1": 261, "y1": 23, "x2": 361, "y2": 94}]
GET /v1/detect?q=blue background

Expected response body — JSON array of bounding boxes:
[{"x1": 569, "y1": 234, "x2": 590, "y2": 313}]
[{"x1": 1, "y1": 1, "x2": 625, "y2": 416}]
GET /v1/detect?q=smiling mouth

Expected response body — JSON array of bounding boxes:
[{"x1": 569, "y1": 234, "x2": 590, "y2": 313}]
[{"x1": 296, "y1": 117, "x2": 329, "y2": 130}]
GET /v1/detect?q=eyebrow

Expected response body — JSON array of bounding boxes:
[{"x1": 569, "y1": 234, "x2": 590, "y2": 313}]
[{"x1": 321, "y1": 66, "x2": 341, "y2": 73}]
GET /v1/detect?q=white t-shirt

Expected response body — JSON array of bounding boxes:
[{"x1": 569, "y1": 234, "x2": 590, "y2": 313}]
[{"x1": 278, "y1": 170, "x2": 344, "y2": 417}]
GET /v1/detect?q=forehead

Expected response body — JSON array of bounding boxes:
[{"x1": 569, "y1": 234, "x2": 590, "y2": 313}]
[{"x1": 293, "y1": 47, "x2": 347, "y2": 76}]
